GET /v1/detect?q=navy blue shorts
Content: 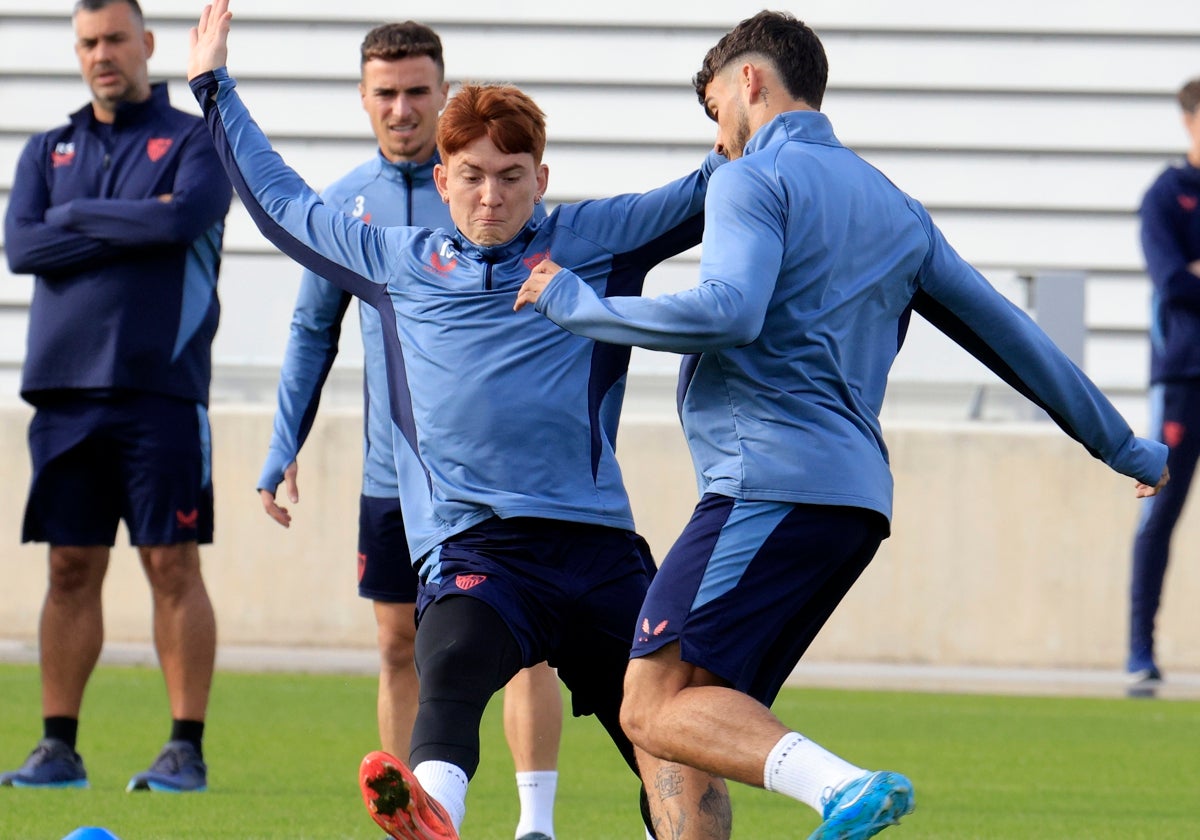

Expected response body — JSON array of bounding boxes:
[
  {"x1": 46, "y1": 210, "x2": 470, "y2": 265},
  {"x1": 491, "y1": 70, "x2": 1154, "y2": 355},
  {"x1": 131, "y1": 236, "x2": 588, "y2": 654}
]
[
  {"x1": 633, "y1": 494, "x2": 887, "y2": 706},
  {"x1": 23, "y1": 392, "x2": 214, "y2": 547},
  {"x1": 358, "y1": 494, "x2": 419, "y2": 603},
  {"x1": 417, "y1": 517, "x2": 654, "y2": 716}
]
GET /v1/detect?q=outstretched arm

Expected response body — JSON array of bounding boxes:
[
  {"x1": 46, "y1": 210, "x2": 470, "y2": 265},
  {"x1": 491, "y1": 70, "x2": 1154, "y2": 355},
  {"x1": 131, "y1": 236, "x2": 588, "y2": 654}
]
[{"x1": 517, "y1": 165, "x2": 775, "y2": 353}]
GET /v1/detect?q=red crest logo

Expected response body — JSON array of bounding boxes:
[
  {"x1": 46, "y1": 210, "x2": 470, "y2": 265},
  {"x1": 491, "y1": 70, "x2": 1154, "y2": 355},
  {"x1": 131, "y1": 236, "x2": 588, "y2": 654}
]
[
  {"x1": 455, "y1": 573, "x2": 487, "y2": 590},
  {"x1": 1179, "y1": 194, "x2": 1198, "y2": 212},
  {"x1": 51, "y1": 151, "x2": 76, "y2": 168},
  {"x1": 357, "y1": 552, "x2": 367, "y2": 583},
  {"x1": 523, "y1": 250, "x2": 551, "y2": 270},
  {"x1": 147, "y1": 137, "x2": 173, "y2": 162},
  {"x1": 1164, "y1": 421, "x2": 1186, "y2": 449},
  {"x1": 176, "y1": 508, "x2": 199, "y2": 528},
  {"x1": 430, "y1": 252, "x2": 458, "y2": 274}
]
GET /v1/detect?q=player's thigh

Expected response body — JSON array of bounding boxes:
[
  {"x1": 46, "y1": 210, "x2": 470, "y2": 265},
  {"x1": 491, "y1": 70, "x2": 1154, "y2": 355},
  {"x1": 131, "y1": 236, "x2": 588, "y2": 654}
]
[{"x1": 637, "y1": 496, "x2": 886, "y2": 704}]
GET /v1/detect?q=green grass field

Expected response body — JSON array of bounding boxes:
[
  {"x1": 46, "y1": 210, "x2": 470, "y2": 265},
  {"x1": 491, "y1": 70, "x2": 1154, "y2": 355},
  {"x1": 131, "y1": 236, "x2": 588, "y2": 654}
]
[{"x1": 1, "y1": 662, "x2": 1197, "y2": 839}]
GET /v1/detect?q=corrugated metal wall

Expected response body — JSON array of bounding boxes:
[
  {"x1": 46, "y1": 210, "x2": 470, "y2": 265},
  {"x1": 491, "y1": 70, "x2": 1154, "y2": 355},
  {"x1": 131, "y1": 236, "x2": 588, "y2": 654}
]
[{"x1": 2, "y1": 0, "x2": 1196, "y2": 427}]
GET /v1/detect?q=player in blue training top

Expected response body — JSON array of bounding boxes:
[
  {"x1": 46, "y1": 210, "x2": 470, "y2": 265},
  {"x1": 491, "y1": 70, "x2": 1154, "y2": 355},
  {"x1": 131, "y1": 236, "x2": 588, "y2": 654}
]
[
  {"x1": 517, "y1": 11, "x2": 1170, "y2": 840},
  {"x1": 1126, "y1": 76, "x2": 1200, "y2": 696},
  {"x1": 255, "y1": 21, "x2": 563, "y2": 837},
  {"x1": 189, "y1": 3, "x2": 729, "y2": 839},
  {"x1": 1, "y1": 0, "x2": 230, "y2": 795}
]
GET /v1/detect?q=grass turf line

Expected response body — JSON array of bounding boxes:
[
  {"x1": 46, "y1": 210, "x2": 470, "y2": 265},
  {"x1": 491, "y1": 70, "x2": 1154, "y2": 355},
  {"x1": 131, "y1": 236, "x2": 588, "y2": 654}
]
[{"x1": 0, "y1": 663, "x2": 1197, "y2": 838}]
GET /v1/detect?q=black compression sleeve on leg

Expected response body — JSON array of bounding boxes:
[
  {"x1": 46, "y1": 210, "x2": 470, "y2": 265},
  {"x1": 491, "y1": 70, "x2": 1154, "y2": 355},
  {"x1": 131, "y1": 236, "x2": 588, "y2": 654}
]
[{"x1": 409, "y1": 595, "x2": 524, "y2": 777}]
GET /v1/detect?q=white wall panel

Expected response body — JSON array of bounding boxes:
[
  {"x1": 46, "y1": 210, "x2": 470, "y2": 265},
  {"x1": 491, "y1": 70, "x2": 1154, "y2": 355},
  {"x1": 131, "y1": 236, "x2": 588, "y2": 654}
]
[
  {"x1": 2, "y1": 0, "x2": 1198, "y2": 36},
  {"x1": 0, "y1": 1, "x2": 1185, "y2": 415}
]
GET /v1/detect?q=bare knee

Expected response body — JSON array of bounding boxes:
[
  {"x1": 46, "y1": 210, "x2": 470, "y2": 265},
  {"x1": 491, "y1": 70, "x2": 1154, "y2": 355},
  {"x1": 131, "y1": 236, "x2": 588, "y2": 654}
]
[
  {"x1": 47, "y1": 546, "x2": 108, "y2": 600},
  {"x1": 139, "y1": 542, "x2": 204, "y2": 601},
  {"x1": 374, "y1": 601, "x2": 417, "y2": 673},
  {"x1": 620, "y1": 656, "x2": 678, "y2": 754}
]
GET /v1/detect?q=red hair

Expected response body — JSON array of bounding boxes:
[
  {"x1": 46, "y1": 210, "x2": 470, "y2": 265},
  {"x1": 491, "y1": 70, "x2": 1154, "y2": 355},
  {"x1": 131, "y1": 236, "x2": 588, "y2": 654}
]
[{"x1": 437, "y1": 84, "x2": 547, "y2": 164}]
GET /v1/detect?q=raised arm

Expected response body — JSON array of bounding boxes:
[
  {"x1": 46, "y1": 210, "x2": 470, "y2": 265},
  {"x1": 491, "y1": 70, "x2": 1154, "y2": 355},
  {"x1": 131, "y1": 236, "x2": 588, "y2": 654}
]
[{"x1": 187, "y1": 0, "x2": 405, "y2": 300}]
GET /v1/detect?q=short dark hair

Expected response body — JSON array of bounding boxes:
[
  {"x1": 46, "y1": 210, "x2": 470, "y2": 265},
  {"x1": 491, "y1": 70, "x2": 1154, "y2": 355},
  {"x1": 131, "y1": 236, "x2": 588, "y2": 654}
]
[
  {"x1": 1179, "y1": 78, "x2": 1200, "y2": 114},
  {"x1": 73, "y1": 0, "x2": 143, "y2": 24},
  {"x1": 361, "y1": 21, "x2": 444, "y2": 81},
  {"x1": 693, "y1": 10, "x2": 828, "y2": 111}
]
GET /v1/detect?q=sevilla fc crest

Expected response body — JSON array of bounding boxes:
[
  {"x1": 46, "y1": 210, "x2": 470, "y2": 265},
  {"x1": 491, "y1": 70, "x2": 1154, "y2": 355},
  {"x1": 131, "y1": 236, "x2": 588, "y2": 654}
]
[
  {"x1": 147, "y1": 137, "x2": 173, "y2": 162},
  {"x1": 455, "y1": 573, "x2": 487, "y2": 590}
]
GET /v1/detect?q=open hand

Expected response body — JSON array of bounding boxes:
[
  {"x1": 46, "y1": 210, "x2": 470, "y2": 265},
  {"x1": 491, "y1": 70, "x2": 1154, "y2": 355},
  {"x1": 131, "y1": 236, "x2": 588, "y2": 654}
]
[{"x1": 188, "y1": 0, "x2": 232, "y2": 81}]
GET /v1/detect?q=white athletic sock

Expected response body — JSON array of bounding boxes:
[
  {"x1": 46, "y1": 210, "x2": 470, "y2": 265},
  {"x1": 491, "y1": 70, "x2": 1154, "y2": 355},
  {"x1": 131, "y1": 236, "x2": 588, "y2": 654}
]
[
  {"x1": 514, "y1": 770, "x2": 557, "y2": 839},
  {"x1": 763, "y1": 731, "x2": 865, "y2": 813},
  {"x1": 413, "y1": 760, "x2": 469, "y2": 831}
]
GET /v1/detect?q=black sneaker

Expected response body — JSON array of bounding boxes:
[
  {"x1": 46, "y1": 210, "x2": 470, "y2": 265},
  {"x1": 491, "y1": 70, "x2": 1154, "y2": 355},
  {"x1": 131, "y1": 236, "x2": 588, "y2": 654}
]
[{"x1": 0, "y1": 738, "x2": 88, "y2": 788}]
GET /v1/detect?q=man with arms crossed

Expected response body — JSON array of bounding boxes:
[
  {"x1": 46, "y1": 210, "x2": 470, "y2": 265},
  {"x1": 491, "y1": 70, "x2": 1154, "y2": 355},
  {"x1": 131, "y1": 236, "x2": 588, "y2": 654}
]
[
  {"x1": 1, "y1": 0, "x2": 230, "y2": 793},
  {"x1": 518, "y1": 11, "x2": 1169, "y2": 839},
  {"x1": 257, "y1": 21, "x2": 562, "y2": 838},
  {"x1": 190, "y1": 2, "x2": 729, "y2": 838}
]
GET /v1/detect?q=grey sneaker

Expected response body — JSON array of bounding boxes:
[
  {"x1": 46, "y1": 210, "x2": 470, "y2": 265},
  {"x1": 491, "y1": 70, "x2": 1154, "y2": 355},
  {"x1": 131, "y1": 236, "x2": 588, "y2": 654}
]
[
  {"x1": 126, "y1": 740, "x2": 207, "y2": 792},
  {"x1": 0, "y1": 738, "x2": 88, "y2": 788}
]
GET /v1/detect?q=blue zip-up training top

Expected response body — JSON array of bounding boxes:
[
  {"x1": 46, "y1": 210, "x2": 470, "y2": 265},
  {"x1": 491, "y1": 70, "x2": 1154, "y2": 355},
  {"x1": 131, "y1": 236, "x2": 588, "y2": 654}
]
[
  {"x1": 258, "y1": 151, "x2": 452, "y2": 498},
  {"x1": 257, "y1": 151, "x2": 548, "y2": 499},
  {"x1": 5, "y1": 82, "x2": 232, "y2": 406},
  {"x1": 535, "y1": 110, "x2": 1167, "y2": 520},
  {"x1": 1140, "y1": 158, "x2": 1200, "y2": 384},
  {"x1": 193, "y1": 68, "x2": 718, "y2": 561}
]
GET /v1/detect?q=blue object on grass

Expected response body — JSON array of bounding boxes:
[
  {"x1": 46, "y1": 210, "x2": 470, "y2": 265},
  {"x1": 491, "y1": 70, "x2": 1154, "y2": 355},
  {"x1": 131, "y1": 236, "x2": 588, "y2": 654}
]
[{"x1": 62, "y1": 828, "x2": 121, "y2": 840}]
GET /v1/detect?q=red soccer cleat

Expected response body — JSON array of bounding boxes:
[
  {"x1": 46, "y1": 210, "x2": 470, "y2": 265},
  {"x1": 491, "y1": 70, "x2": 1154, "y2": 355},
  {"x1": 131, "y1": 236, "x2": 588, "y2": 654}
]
[{"x1": 359, "y1": 750, "x2": 459, "y2": 840}]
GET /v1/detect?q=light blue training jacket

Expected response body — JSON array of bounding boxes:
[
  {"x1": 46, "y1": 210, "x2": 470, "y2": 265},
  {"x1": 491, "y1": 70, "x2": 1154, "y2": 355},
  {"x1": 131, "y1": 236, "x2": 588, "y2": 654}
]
[
  {"x1": 257, "y1": 152, "x2": 451, "y2": 499},
  {"x1": 534, "y1": 110, "x2": 1168, "y2": 521},
  {"x1": 192, "y1": 68, "x2": 719, "y2": 561},
  {"x1": 257, "y1": 152, "x2": 548, "y2": 501}
]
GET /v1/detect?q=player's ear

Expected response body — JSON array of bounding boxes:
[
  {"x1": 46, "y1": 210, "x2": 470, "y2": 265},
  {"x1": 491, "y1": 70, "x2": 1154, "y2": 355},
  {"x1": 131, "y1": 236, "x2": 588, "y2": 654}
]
[{"x1": 433, "y1": 162, "x2": 449, "y2": 202}]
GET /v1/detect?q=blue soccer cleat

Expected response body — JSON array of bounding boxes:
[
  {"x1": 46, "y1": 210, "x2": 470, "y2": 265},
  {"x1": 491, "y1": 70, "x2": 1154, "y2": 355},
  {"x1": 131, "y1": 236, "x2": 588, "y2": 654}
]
[
  {"x1": 126, "y1": 740, "x2": 207, "y2": 793},
  {"x1": 0, "y1": 738, "x2": 89, "y2": 789},
  {"x1": 809, "y1": 770, "x2": 914, "y2": 839}
]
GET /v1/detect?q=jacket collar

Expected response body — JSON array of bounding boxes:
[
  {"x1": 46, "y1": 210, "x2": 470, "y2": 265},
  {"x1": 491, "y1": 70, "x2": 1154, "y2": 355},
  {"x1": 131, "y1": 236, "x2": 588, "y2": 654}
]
[
  {"x1": 379, "y1": 149, "x2": 440, "y2": 187},
  {"x1": 452, "y1": 217, "x2": 541, "y2": 263},
  {"x1": 70, "y1": 81, "x2": 171, "y2": 131},
  {"x1": 744, "y1": 109, "x2": 840, "y2": 156}
]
